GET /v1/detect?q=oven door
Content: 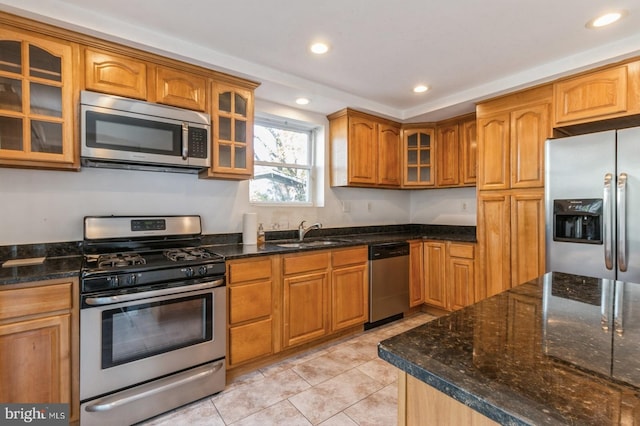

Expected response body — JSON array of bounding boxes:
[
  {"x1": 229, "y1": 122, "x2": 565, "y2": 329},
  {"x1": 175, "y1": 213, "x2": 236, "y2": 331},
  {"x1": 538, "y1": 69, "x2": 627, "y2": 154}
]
[{"x1": 80, "y1": 281, "x2": 225, "y2": 401}]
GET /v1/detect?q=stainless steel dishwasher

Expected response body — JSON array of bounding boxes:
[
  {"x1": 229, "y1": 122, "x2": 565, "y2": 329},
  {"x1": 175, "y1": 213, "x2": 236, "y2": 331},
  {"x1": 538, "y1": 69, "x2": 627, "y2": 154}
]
[{"x1": 366, "y1": 241, "x2": 410, "y2": 329}]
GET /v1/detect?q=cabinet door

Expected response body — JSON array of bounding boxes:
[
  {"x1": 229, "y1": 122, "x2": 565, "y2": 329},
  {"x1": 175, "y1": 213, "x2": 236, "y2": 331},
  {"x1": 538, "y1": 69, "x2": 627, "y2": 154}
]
[
  {"x1": 0, "y1": 29, "x2": 76, "y2": 168},
  {"x1": 283, "y1": 271, "x2": 328, "y2": 348},
  {"x1": 0, "y1": 314, "x2": 70, "y2": 404},
  {"x1": 423, "y1": 241, "x2": 447, "y2": 309},
  {"x1": 448, "y1": 255, "x2": 475, "y2": 311},
  {"x1": 84, "y1": 48, "x2": 147, "y2": 99},
  {"x1": 228, "y1": 318, "x2": 273, "y2": 366},
  {"x1": 155, "y1": 67, "x2": 206, "y2": 111},
  {"x1": 377, "y1": 123, "x2": 401, "y2": 186},
  {"x1": 208, "y1": 82, "x2": 254, "y2": 178},
  {"x1": 409, "y1": 240, "x2": 425, "y2": 307},
  {"x1": 403, "y1": 128, "x2": 435, "y2": 187},
  {"x1": 511, "y1": 189, "x2": 545, "y2": 287},
  {"x1": 554, "y1": 66, "x2": 628, "y2": 125},
  {"x1": 460, "y1": 118, "x2": 477, "y2": 185},
  {"x1": 348, "y1": 116, "x2": 377, "y2": 185},
  {"x1": 510, "y1": 103, "x2": 549, "y2": 188},
  {"x1": 477, "y1": 191, "x2": 511, "y2": 299},
  {"x1": 477, "y1": 113, "x2": 510, "y2": 190},
  {"x1": 436, "y1": 124, "x2": 459, "y2": 186},
  {"x1": 331, "y1": 263, "x2": 368, "y2": 331}
]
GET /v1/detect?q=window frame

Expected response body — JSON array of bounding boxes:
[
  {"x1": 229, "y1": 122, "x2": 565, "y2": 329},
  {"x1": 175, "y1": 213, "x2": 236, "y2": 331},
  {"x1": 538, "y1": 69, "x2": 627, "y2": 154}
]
[{"x1": 250, "y1": 117, "x2": 315, "y2": 206}]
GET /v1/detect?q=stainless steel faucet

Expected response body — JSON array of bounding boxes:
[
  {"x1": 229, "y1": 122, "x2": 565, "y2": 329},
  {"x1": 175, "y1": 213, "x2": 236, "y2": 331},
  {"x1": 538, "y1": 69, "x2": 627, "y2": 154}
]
[{"x1": 298, "y1": 220, "x2": 322, "y2": 241}]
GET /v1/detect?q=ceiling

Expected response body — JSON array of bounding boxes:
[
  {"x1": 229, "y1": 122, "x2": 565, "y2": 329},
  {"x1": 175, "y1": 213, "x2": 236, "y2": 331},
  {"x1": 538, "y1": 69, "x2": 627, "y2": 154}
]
[{"x1": 3, "y1": 0, "x2": 640, "y2": 122}]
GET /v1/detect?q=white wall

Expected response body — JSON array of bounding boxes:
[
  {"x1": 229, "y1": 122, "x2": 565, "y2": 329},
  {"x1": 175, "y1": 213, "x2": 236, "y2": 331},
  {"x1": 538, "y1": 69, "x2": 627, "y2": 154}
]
[{"x1": 0, "y1": 100, "x2": 476, "y2": 245}]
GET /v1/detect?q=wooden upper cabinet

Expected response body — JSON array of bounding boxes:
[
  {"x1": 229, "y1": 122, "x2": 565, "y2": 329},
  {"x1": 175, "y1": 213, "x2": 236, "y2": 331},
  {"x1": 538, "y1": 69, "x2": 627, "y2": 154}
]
[
  {"x1": 328, "y1": 108, "x2": 401, "y2": 188},
  {"x1": 402, "y1": 127, "x2": 435, "y2": 187},
  {"x1": 377, "y1": 123, "x2": 402, "y2": 186},
  {"x1": 436, "y1": 123, "x2": 460, "y2": 186},
  {"x1": 84, "y1": 48, "x2": 147, "y2": 99},
  {"x1": 460, "y1": 117, "x2": 477, "y2": 185},
  {"x1": 553, "y1": 63, "x2": 637, "y2": 126},
  {"x1": 203, "y1": 82, "x2": 255, "y2": 180},
  {"x1": 348, "y1": 115, "x2": 377, "y2": 185},
  {"x1": 0, "y1": 28, "x2": 77, "y2": 170},
  {"x1": 477, "y1": 85, "x2": 552, "y2": 191},
  {"x1": 478, "y1": 112, "x2": 510, "y2": 190},
  {"x1": 510, "y1": 103, "x2": 549, "y2": 188},
  {"x1": 154, "y1": 66, "x2": 206, "y2": 111}
]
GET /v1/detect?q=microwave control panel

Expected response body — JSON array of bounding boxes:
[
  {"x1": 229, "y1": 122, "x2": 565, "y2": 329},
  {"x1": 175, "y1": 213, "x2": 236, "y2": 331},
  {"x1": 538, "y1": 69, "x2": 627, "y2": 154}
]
[{"x1": 188, "y1": 127, "x2": 208, "y2": 158}]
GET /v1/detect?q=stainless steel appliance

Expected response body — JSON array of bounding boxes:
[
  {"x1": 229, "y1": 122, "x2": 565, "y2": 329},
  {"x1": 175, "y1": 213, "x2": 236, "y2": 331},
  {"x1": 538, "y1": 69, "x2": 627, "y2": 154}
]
[
  {"x1": 545, "y1": 127, "x2": 640, "y2": 282},
  {"x1": 79, "y1": 215, "x2": 226, "y2": 426},
  {"x1": 80, "y1": 90, "x2": 210, "y2": 173},
  {"x1": 366, "y1": 241, "x2": 410, "y2": 328}
]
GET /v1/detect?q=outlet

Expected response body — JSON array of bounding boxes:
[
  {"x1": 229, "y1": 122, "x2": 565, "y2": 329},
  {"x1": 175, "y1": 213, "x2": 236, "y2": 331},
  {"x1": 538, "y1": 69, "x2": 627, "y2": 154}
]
[
  {"x1": 367, "y1": 202, "x2": 373, "y2": 212},
  {"x1": 461, "y1": 202, "x2": 468, "y2": 212},
  {"x1": 342, "y1": 201, "x2": 351, "y2": 213}
]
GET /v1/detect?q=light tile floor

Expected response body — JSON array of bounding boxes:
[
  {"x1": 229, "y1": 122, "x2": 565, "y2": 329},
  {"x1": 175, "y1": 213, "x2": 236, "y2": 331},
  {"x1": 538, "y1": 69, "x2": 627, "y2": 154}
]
[{"x1": 141, "y1": 312, "x2": 436, "y2": 426}]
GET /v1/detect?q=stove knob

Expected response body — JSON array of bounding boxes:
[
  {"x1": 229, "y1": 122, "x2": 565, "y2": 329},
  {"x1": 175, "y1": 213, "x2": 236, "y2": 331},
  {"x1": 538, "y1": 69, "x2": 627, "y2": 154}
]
[
  {"x1": 107, "y1": 276, "x2": 119, "y2": 287},
  {"x1": 185, "y1": 267, "x2": 194, "y2": 278},
  {"x1": 198, "y1": 266, "x2": 208, "y2": 276},
  {"x1": 126, "y1": 274, "x2": 137, "y2": 286}
]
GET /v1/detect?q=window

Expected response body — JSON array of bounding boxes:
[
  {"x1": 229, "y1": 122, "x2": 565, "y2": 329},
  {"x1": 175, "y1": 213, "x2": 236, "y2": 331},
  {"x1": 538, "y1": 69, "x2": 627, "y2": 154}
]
[{"x1": 250, "y1": 119, "x2": 313, "y2": 204}]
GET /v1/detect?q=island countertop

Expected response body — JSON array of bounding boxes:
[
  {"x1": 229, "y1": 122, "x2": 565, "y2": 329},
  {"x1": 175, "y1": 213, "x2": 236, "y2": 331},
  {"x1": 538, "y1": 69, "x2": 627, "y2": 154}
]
[{"x1": 379, "y1": 272, "x2": 640, "y2": 425}]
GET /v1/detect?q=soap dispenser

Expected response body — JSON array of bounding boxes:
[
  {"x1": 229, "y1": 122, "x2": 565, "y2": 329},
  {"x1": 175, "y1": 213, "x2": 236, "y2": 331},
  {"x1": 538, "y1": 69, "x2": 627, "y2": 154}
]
[{"x1": 257, "y1": 223, "x2": 266, "y2": 247}]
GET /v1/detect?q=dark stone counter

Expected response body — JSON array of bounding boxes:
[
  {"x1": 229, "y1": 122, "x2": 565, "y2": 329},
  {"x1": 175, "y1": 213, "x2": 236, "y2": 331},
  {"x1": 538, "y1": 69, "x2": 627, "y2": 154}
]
[
  {"x1": 378, "y1": 272, "x2": 640, "y2": 425},
  {"x1": 0, "y1": 224, "x2": 476, "y2": 286}
]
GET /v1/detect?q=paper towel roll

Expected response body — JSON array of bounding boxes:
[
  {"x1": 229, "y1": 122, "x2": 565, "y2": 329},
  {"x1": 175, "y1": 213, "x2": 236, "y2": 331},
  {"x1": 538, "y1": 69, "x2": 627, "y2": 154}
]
[{"x1": 243, "y1": 213, "x2": 257, "y2": 245}]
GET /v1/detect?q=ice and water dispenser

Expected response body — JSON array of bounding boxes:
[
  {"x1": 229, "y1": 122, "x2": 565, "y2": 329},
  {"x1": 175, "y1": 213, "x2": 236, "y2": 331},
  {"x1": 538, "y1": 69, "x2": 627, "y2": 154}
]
[{"x1": 553, "y1": 199, "x2": 603, "y2": 244}]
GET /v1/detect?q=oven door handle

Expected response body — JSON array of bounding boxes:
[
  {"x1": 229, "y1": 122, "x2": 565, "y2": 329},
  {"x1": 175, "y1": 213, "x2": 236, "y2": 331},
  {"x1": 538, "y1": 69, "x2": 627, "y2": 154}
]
[{"x1": 84, "y1": 279, "x2": 224, "y2": 306}]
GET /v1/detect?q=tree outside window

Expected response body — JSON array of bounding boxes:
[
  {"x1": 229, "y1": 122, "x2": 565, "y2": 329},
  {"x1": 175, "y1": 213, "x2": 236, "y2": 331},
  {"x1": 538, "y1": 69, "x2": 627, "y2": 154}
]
[{"x1": 250, "y1": 121, "x2": 313, "y2": 204}]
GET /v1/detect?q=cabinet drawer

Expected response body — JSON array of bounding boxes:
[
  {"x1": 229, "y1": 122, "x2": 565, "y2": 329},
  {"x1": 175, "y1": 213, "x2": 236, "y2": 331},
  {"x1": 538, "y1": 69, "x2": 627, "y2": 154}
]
[
  {"x1": 228, "y1": 258, "x2": 272, "y2": 283},
  {"x1": 0, "y1": 282, "x2": 72, "y2": 321},
  {"x1": 229, "y1": 280, "x2": 272, "y2": 324},
  {"x1": 332, "y1": 246, "x2": 368, "y2": 268},
  {"x1": 229, "y1": 318, "x2": 273, "y2": 365},
  {"x1": 448, "y1": 243, "x2": 474, "y2": 259},
  {"x1": 283, "y1": 252, "x2": 330, "y2": 275}
]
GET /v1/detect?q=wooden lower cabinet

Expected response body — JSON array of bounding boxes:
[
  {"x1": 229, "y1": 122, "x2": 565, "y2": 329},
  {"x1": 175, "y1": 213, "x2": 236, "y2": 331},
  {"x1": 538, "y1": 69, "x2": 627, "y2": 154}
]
[
  {"x1": 409, "y1": 240, "x2": 425, "y2": 307},
  {"x1": 0, "y1": 278, "x2": 78, "y2": 424},
  {"x1": 398, "y1": 372, "x2": 498, "y2": 426},
  {"x1": 477, "y1": 188, "x2": 545, "y2": 299},
  {"x1": 423, "y1": 241, "x2": 476, "y2": 311},
  {"x1": 227, "y1": 256, "x2": 279, "y2": 367},
  {"x1": 331, "y1": 247, "x2": 368, "y2": 331}
]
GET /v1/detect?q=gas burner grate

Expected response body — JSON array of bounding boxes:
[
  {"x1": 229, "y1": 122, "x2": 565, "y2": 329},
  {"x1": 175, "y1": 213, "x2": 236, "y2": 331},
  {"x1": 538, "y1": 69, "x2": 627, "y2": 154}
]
[
  {"x1": 97, "y1": 252, "x2": 147, "y2": 268},
  {"x1": 164, "y1": 248, "x2": 213, "y2": 262}
]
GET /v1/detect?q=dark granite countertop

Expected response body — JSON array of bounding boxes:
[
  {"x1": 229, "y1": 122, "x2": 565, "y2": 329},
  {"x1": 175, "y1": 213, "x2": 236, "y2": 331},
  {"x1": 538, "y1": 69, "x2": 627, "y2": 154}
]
[
  {"x1": 379, "y1": 272, "x2": 640, "y2": 425},
  {"x1": 0, "y1": 224, "x2": 476, "y2": 286}
]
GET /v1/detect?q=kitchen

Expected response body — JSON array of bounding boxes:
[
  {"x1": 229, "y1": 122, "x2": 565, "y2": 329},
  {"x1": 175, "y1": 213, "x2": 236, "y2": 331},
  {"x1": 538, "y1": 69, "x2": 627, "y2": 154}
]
[{"x1": 1, "y1": 0, "x2": 640, "y2": 425}]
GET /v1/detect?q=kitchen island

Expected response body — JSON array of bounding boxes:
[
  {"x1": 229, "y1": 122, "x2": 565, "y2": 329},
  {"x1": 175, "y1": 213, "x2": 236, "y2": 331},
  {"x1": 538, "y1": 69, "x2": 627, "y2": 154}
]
[{"x1": 379, "y1": 272, "x2": 640, "y2": 425}]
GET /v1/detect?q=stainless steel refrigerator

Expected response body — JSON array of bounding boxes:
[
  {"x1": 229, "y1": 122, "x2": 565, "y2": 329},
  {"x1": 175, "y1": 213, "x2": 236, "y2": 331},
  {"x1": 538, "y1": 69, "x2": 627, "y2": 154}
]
[{"x1": 545, "y1": 126, "x2": 640, "y2": 282}]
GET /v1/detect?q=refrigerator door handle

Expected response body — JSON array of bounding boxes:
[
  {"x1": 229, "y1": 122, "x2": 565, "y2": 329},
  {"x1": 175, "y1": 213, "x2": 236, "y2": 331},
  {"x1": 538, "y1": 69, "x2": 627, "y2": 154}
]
[
  {"x1": 604, "y1": 173, "x2": 614, "y2": 270},
  {"x1": 618, "y1": 172, "x2": 628, "y2": 272}
]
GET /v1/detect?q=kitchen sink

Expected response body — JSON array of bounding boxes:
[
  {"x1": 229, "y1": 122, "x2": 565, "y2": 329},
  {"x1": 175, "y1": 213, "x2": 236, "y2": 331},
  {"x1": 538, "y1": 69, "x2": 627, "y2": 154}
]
[{"x1": 276, "y1": 240, "x2": 343, "y2": 248}]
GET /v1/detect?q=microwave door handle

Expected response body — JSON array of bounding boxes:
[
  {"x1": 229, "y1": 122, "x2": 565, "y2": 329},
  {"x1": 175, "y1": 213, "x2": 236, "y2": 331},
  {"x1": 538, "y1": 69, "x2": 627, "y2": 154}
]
[
  {"x1": 618, "y1": 173, "x2": 628, "y2": 272},
  {"x1": 182, "y1": 123, "x2": 189, "y2": 160},
  {"x1": 604, "y1": 173, "x2": 614, "y2": 270}
]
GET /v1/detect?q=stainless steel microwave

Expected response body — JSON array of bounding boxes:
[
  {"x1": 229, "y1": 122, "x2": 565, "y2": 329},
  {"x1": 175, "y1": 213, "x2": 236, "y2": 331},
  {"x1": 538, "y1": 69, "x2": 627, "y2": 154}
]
[{"x1": 80, "y1": 90, "x2": 211, "y2": 173}]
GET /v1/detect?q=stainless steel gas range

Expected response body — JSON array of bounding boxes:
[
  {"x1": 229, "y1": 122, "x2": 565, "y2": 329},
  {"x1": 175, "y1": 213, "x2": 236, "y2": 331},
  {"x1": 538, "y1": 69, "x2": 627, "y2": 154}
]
[{"x1": 79, "y1": 215, "x2": 226, "y2": 425}]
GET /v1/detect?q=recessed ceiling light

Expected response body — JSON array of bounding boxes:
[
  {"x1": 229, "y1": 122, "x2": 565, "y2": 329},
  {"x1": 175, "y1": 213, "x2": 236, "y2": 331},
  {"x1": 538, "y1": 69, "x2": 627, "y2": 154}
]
[
  {"x1": 310, "y1": 42, "x2": 329, "y2": 54},
  {"x1": 413, "y1": 85, "x2": 429, "y2": 93},
  {"x1": 295, "y1": 97, "x2": 310, "y2": 105},
  {"x1": 586, "y1": 11, "x2": 627, "y2": 28}
]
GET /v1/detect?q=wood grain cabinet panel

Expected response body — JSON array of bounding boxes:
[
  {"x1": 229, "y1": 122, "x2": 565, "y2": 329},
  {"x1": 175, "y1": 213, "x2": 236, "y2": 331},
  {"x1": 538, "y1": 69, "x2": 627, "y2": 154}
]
[
  {"x1": 331, "y1": 263, "x2": 368, "y2": 331},
  {"x1": 423, "y1": 241, "x2": 476, "y2": 311},
  {"x1": 436, "y1": 124, "x2": 460, "y2": 186},
  {"x1": 228, "y1": 318, "x2": 273, "y2": 366},
  {"x1": 84, "y1": 48, "x2": 147, "y2": 99},
  {"x1": 155, "y1": 67, "x2": 206, "y2": 111},
  {"x1": 402, "y1": 127, "x2": 435, "y2": 187},
  {"x1": 423, "y1": 241, "x2": 447, "y2": 309},
  {"x1": 0, "y1": 279, "x2": 78, "y2": 423},
  {"x1": 478, "y1": 112, "x2": 510, "y2": 190},
  {"x1": 283, "y1": 271, "x2": 329, "y2": 348},
  {"x1": 409, "y1": 240, "x2": 425, "y2": 307},
  {"x1": 460, "y1": 117, "x2": 478, "y2": 185},
  {"x1": 510, "y1": 103, "x2": 549, "y2": 188},
  {"x1": 377, "y1": 123, "x2": 402, "y2": 186}
]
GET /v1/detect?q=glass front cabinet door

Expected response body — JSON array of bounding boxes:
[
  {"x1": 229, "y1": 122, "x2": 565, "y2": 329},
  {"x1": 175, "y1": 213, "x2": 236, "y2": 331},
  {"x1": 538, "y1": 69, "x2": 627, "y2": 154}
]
[
  {"x1": 0, "y1": 28, "x2": 77, "y2": 169},
  {"x1": 402, "y1": 127, "x2": 435, "y2": 187},
  {"x1": 205, "y1": 82, "x2": 255, "y2": 179}
]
